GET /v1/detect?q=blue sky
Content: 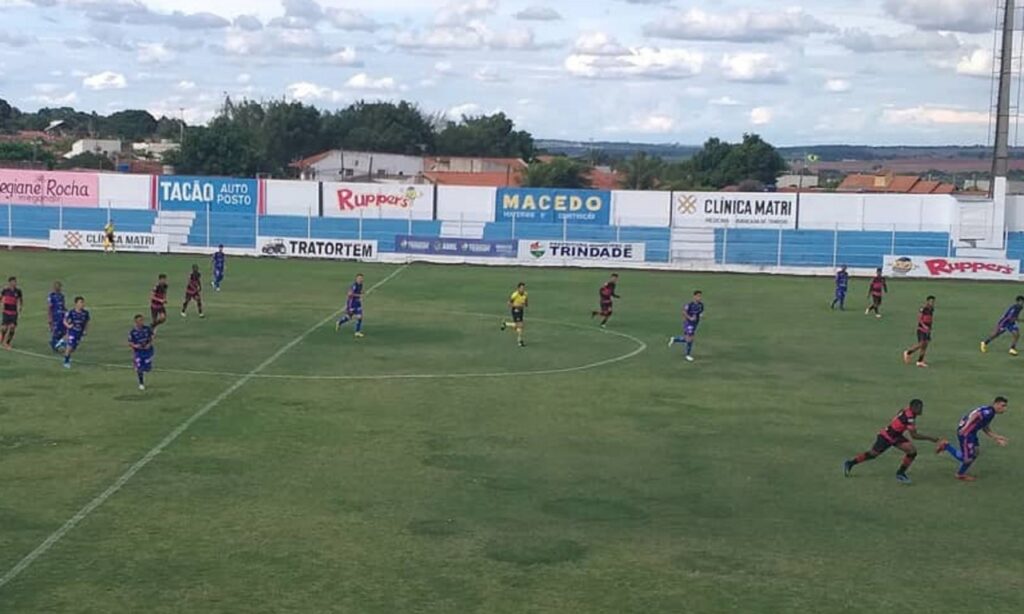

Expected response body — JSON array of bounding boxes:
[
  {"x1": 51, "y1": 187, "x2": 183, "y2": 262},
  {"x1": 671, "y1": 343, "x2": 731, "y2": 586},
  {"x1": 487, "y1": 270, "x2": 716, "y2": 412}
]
[{"x1": 0, "y1": 0, "x2": 1006, "y2": 145}]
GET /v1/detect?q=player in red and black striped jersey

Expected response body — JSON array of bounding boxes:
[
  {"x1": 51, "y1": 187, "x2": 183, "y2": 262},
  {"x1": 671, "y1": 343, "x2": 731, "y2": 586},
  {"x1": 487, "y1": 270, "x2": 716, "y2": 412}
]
[
  {"x1": 150, "y1": 274, "x2": 169, "y2": 329},
  {"x1": 903, "y1": 296, "x2": 935, "y2": 368},
  {"x1": 591, "y1": 273, "x2": 620, "y2": 328},
  {"x1": 843, "y1": 399, "x2": 945, "y2": 484},
  {"x1": 865, "y1": 267, "x2": 888, "y2": 318},
  {"x1": 1, "y1": 276, "x2": 24, "y2": 349},
  {"x1": 180, "y1": 265, "x2": 204, "y2": 319}
]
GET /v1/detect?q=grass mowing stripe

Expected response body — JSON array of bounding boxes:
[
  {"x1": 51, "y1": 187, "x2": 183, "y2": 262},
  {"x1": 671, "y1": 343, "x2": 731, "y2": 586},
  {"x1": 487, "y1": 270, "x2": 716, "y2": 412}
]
[{"x1": 0, "y1": 263, "x2": 409, "y2": 591}]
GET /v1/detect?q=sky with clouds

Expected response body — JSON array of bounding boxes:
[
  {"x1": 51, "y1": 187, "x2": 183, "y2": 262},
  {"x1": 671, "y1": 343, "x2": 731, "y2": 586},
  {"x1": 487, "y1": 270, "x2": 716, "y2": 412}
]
[{"x1": 0, "y1": 0, "x2": 1010, "y2": 145}]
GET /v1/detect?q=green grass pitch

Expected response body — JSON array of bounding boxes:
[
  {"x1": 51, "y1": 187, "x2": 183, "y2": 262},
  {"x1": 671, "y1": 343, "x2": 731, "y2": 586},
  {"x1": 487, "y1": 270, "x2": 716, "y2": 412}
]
[{"x1": 0, "y1": 250, "x2": 1022, "y2": 613}]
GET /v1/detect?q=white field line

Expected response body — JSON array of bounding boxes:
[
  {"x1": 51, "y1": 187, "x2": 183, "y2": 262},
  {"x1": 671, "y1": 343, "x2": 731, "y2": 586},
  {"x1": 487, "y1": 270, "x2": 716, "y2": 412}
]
[
  {"x1": 8, "y1": 313, "x2": 647, "y2": 381},
  {"x1": 0, "y1": 264, "x2": 409, "y2": 591}
]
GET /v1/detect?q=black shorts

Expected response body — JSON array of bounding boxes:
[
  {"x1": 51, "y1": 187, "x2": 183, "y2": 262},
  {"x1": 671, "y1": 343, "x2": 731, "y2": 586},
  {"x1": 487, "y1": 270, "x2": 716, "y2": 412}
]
[
  {"x1": 151, "y1": 306, "x2": 166, "y2": 319},
  {"x1": 871, "y1": 434, "x2": 908, "y2": 454},
  {"x1": 917, "y1": 330, "x2": 931, "y2": 343},
  {"x1": 1, "y1": 313, "x2": 17, "y2": 326},
  {"x1": 105, "y1": 233, "x2": 115, "y2": 242},
  {"x1": 511, "y1": 308, "x2": 524, "y2": 323},
  {"x1": 599, "y1": 301, "x2": 613, "y2": 314},
  {"x1": 871, "y1": 295, "x2": 883, "y2": 306}
]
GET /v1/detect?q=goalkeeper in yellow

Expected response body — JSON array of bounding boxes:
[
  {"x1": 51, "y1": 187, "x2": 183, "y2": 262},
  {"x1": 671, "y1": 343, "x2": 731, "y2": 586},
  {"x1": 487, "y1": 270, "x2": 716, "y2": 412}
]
[
  {"x1": 501, "y1": 282, "x2": 528, "y2": 347},
  {"x1": 103, "y1": 220, "x2": 116, "y2": 253}
]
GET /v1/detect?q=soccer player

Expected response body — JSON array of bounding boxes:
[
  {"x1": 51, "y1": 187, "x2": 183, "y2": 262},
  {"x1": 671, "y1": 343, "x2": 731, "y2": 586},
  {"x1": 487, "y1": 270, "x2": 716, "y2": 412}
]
[
  {"x1": 335, "y1": 273, "x2": 365, "y2": 338},
  {"x1": 181, "y1": 265, "x2": 204, "y2": 318},
  {"x1": 128, "y1": 314, "x2": 155, "y2": 391},
  {"x1": 103, "y1": 219, "x2": 116, "y2": 254},
  {"x1": 843, "y1": 399, "x2": 945, "y2": 485},
  {"x1": 591, "y1": 273, "x2": 620, "y2": 328},
  {"x1": 1, "y1": 276, "x2": 23, "y2": 349},
  {"x1": 47, "y1": 281, "x2": 67, "y2": 351},
  {"x1": 902, "y1": 295, "x2": 935, "y2": 368},
  {"x1": 501, "y1": 282, "x2": 528, "y2": 347},
  {"x1": 62, "y1": 296, "x2": 90, "y2": 369},
  {"x1": 212, "y1": 245, "x2": 226, "y2": 292},
  {"x1": 668, "y1": 290, "x2": 704, "y2": 362},
  {"x1": 831, "y1": 265, "x2": 849, "y2": 310},
  {"x1": 980, "y1": 296, "x2": 1024, "y2": 356},
  {"x1": 151, "y1": 274, "x2": 169, "y2": 329},
  {"x1": 865, "y1": 267, "x2": 887, "y2": 318},
  {"x1": 937, "y1": 397, "x2": 1010, "y2": 481}
]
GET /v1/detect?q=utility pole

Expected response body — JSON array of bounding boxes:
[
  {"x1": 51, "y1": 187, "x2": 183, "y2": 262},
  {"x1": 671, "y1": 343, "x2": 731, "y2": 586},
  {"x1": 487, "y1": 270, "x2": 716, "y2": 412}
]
[{"x1": 991, "y1": 0, "x2": 1015, "y2": 199}]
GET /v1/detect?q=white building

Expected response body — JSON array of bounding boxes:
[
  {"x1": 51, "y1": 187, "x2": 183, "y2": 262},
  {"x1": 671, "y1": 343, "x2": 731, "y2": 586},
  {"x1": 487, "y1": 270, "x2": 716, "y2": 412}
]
[
  {"x1": 294, "y1": 150, "x2": 425, "y2": 182},
  {"x1": 132, "y1": 140, "x2": 180, "y2": 160},
  {"x1": 64, "y1": 138, "x2": 122, "y2": 159},
  {"x1": 776, "y1": 174, "x2": 820, "y2": 189}
]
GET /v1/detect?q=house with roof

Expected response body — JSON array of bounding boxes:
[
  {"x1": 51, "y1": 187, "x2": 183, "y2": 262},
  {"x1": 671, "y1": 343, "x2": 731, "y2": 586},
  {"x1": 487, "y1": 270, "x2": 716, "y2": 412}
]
[{"x1": 836, "y1": 171, "x2": 956, "y2": 194}]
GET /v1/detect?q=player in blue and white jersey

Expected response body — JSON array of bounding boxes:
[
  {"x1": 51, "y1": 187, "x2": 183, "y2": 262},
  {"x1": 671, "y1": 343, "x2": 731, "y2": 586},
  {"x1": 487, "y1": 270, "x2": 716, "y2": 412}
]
[
  {"x1": 62, "y1": 296, "x2": 90, "y2": 369},
  {"x1": 668, "y1": 290, "x2": 704, "y2": 362},
  {"x1": 830, "y1": 266, "x2": 849, "y2": 311},
  {"x1": 47, "y1": 281, "x2": 66, "y2": 351},
  {"x1": 936, "y1": 397, "x2": 1009, "y2": 481},
  {"x1": 980, "y1": 296, "x2": 1024, "y2": 356},
  {"x1": 211, "y1": 245, "x2": 226, "y2": 292},
  {"x1": 128, "y1": 314, "x2": 155, "y2": 391},
  {"x1": 335, "y1": 274, "x2": 365, "y2": 338}
]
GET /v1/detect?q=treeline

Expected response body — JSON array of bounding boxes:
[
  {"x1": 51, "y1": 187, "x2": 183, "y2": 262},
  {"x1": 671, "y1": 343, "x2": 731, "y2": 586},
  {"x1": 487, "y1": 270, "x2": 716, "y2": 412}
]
[{"x1": 170, "y1": 97, "x2": 535, "y2": 177}]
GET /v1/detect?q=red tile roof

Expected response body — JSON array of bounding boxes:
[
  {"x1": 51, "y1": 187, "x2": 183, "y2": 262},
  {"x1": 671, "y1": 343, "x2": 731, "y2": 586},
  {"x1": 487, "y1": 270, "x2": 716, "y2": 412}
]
[
  {"x1": 423, "y1": 171, "x2": 522, "y2": 187},
  {"x1": 587, "y1": 169, "x2": 621, "y2": 190},
  {"x1": 290, "y1": 151, "x2": 333, "y2": 169},
  {"x1": 837, "y1": 172, "x2": 956, "y2": 194}
]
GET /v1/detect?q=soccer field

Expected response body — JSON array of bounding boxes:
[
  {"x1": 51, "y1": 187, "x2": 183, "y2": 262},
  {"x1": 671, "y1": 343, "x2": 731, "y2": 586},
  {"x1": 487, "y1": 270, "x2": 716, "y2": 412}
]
[{"x1": 0, "y1": 250, "x2": 1022, "y2": 613}]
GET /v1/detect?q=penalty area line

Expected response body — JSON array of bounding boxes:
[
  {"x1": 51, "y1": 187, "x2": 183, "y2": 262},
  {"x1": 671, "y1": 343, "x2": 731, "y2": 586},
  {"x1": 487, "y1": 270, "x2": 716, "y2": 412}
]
[{"x1": 0, "y1": 263, "x2": 409, "y2": 592}]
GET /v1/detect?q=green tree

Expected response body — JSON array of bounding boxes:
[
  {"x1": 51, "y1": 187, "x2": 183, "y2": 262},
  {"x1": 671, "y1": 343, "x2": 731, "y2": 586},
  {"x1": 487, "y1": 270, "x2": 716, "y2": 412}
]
[
  {"x1": 322, "y1": 101, "x2": 434, "y2": 155},
  {"x1": 716, "y1": 133, "x2": 787, "y2": 187},
  {"x1": 57, "y1": 151, "x2": 115, "y2": 171},
  {"x1": 165, "y1": 119, "x2": 260, "y2": 177},
  {"x1": 521, "y1": 157, "x2": 592, "y2": 189},
  {"x1": 102, "y1": 110, "x2": 158, "y2": 141},
  {"x1": 617, "y1": 153, "x2": 664, "y2": 190},
  {"x1": 434, "y1": 113, "x2": 534, "y2": 159},
  {"x1": 0, "y1": 141, "x2": 56, "y2": 167},
  {"x1": 0, "y1": 98, "x2": 14, "y2": 133},
  {"x1": 259, "y1": 100, "x2": 326, "y2": 176}
]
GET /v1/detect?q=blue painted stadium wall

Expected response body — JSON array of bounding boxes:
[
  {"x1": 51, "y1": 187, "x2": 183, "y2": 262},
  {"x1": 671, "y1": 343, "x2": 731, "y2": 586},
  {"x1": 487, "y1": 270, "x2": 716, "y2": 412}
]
[{"x1": 713, "y1": 229, "x2": 950, "y2": 268}]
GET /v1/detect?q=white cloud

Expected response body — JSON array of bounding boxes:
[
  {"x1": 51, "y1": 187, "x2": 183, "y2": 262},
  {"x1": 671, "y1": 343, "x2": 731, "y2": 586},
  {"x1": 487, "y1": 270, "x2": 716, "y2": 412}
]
[
  {"x1": 223, "y1": 27, "x2": 329, "y2": 57},
  {"x1": 447, "y1": 102, "x2": 481, "y2": 118},
  {"x1": 573, "y1": 32, "x2": 626, "y2": 56},
  {"x1": 646, "y1": 8, "x2": 833, "y2": 42},
  {"x1": 750, "y1": 107, "x2": 773, "y2": 125},
  {"x1": 345, "y1": 73, "x2": 397, "y2": 91},
  {"x1": 883, "y1": 0, "x2": 992, "y2": 34},
  {"x1": 434, "y1": 61, "x2": 455, "y2": 75},
  {"x1": 566, "y1": 47, "x2": 705, "y2": 80},
  {"x1": 328, "y1": 47, "x2": 361, "y2": 66},
  {"x1": 33, "y1": 83, "x2": 61, "y2": 94},
  {"x1": 237, "y1": 73, "x2": 252, "y2": 84},
  {"x1": 327, "y1": 8, "x2": 381, "y2": 32},
  {"x1": 395, "y1": 23, "x2": 557, "y2": 52},
  {"x1": 836, "y1": 29, "x2": 962, "y2": 53},
  {"x1": 824, "y1": 78, "x2": 851, "y2": 93},
  {"x1": 882, "y1": 106, "x2": 989, "y2": 125},
  {"x1": 721, "y1": 53, "x2": 785, "y2": 83},
  {"x1": 710, "y1": 96, "x2": 742, "y2": 106},
  {"x1": 285, "y1": 81, "x2": 344, "y2": 103},
  {"x1": 83, "y1": 71, "x2": 127, "y2": 90},
  {"x1": 473, "y1": 66, "x2": 504, "y2": 82},
  {"x1": 515, "y1": 6, "x2": 562, "y2": 21},
  {"x1": 137, "y1": 42, "x2": 175, "y2": 65},
  {"x1": 28, "y1": 91, "x2": 79, "y2": 106},
  {"x1": 435, "y1": 0, "x2": 498, "y2": 27},
  {"x1": 956, "y1": 48, "x2": 993, "y2": 77},
  {"x1": 631, "y1": 114, "x2": 676, "y2": 133},
  {"x1": 176, "y1": 80, "x2": 197, "y2": 91}
]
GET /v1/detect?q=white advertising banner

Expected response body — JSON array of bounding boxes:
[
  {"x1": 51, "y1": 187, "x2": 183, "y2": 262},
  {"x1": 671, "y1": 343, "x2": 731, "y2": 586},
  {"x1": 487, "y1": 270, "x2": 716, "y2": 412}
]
[
  {"x1": 517, "y1": 240, "x2": 645, "y2": 263},
  {"x1": 49, "y1": 229, "x2": 168, "y2": 253},
  {"x1": 257, "y1": 236, "x2": 378, "y2": 261},
  {"x1": 674, "y1": 191, "x2": 796, "y2": 228},
  {"x1": 321, "y1": 182, "x2": 434, "y2": 220},
  {"x1": 885, "y1": 255, "x2": 1020, "y2": 280}
]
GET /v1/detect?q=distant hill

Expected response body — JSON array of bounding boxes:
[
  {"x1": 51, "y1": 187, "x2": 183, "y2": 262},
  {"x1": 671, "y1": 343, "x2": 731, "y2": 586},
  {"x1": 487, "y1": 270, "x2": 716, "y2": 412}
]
[{"x1": 536, "y1": 139, "x2": 1023, "y2": 163}]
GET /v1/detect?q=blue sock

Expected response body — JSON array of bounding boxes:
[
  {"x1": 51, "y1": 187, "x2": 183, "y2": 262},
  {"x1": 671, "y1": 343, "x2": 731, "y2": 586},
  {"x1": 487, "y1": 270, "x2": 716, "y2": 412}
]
[
  {"x1": 944, "y1": 443, "x2": 962, "y2": 462},
  {"x1": 337, "y1": 315, "x2": 350, "y2": 326},
  {"x1": 137, "y1": 372, "x2": 145, "y2": 386},
  {"x1": 957, "y1": 462, "x2": 972, "y2": 475},
  {"x1": 686, "y1": 342, "x2": 693, "y2": 355},
  {"x1": 64, "y1": 355, "x2": 71, "y2": 365},
  {"x1": 355, "y1": 318, "x2": 363, "y2": 333}
]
